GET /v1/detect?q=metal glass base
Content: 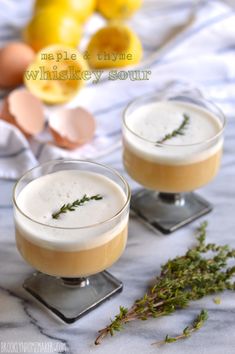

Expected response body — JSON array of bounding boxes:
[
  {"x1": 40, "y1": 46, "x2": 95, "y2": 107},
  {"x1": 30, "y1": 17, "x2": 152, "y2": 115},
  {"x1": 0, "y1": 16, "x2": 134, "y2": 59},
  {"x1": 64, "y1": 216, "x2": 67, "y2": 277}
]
[
  {"x1": 131, "y1": 190, "x2": 213, "y2": 234},
  {"x1": 23, "y1": 271, "x2": 122, "y2": 324}
]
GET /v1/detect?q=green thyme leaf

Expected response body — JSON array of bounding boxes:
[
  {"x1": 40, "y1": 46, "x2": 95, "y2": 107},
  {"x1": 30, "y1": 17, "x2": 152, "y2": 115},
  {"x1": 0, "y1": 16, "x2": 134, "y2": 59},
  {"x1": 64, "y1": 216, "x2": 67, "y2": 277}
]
[{"x1": 213, "y1": 297, "x2": 221, "y2": 305}]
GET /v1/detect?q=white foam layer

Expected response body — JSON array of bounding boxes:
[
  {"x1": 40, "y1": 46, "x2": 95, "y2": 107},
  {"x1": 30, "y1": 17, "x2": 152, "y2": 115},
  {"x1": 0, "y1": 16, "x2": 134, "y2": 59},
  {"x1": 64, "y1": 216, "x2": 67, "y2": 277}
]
[
  {"x1": 15, "y1": 170, "x2": 127, "y2": 251},
  {"x1": 124, "y1": 101, "x2": 223, "y2": 164}
]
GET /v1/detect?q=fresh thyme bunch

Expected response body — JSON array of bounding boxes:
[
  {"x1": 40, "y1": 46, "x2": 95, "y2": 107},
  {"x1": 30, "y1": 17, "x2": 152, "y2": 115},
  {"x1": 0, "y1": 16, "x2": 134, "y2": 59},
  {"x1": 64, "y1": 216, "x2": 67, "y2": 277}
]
[{"x1": 95, "y1": 222, "x2": 235, "y2": 345}]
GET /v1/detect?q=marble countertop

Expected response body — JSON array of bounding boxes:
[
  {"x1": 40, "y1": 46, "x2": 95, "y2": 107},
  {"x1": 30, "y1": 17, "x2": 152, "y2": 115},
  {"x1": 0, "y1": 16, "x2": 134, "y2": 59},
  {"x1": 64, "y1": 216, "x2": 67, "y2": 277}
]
[{"x1": 0, "y1": 124, "x2": 235, "y2": 354}]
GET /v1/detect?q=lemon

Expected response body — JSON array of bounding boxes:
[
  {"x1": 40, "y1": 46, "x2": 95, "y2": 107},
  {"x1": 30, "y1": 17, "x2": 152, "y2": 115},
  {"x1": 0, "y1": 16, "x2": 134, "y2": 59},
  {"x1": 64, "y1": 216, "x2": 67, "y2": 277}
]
[
  {"x1": 86, "y1": 23, "x2": 143, "y2": 69},
  {"x1": 34, "y1": 0, "x2": 96, "y2": 23},
  {"x1": 24, "y1": 45, "x2": 88, "y2": 104},
  {"x1": 97, "y1": 0, "x2": 142, "y2": 19},
  {"x1": 23, "y1": 8, "x2": 82, "y2": 52}
]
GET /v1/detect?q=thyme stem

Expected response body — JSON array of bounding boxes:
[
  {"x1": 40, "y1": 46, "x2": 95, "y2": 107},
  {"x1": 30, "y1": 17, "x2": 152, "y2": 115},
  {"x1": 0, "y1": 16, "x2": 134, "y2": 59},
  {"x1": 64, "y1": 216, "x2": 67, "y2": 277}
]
[
  {"x1": 52, "y1": 194, "x2": 103, "y2": 219},
  {"x1": 152, "y1": 309, "x2": 208, "y2": 346},
  {"x1": 156, "y1": 113, "x2": 190, "y2": 144}
]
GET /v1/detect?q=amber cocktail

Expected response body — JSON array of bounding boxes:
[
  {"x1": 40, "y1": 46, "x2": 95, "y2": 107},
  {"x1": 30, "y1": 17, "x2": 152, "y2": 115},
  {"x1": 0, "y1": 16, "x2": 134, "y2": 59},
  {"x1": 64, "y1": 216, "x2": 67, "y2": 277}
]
[
  {"x1": 13, "y1": 160, "x2": 130, "y2": 322},
  {"x1": 123, "y1": 93, "x2": 225, "y2": 233}
]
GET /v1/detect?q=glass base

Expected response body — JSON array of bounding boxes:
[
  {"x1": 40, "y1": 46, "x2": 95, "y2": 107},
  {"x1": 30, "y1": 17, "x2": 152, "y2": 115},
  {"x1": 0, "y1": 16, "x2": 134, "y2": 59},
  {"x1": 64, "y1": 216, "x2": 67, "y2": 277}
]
[
  {"x1": 23, "y1": 271, "x2": 123, "y2": 324},
  {"x1": 131, "y1": 190, "x2": 213, "y2": 234}
]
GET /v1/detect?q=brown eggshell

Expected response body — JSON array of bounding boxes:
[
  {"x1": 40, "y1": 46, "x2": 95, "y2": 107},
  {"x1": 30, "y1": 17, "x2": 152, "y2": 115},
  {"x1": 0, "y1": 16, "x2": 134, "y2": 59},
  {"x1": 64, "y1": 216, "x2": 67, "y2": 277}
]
[
  {"x1": 49, "y1": 107, "x2": 96, "y2": 149},
  {"x1": 0, "y1": 98, "x2": 15, "y2": 125},
  {"x1": 0, "y1": 42, "x2": 35, "y2": 89},
  {"x1": 0, "y1": 88, "x2": 45, "y2": 136}
]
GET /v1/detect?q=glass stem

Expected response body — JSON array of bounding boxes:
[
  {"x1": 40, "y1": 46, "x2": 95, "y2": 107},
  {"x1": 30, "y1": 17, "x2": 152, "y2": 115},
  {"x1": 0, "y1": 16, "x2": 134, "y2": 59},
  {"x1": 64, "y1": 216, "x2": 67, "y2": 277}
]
[
  {"x1": 158, "y1": 192, "x2": 185, "y2": 206},
  {"x1": 61, "y1": 277, "x2": 90, "y2": 288}
]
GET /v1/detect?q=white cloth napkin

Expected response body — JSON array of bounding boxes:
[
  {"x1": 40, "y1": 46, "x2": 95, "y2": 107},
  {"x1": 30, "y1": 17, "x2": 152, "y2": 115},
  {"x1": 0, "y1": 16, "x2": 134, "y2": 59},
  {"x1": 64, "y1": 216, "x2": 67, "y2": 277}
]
[{"x1": 0, "y1": 0, "x2": 234, "y2": 179}]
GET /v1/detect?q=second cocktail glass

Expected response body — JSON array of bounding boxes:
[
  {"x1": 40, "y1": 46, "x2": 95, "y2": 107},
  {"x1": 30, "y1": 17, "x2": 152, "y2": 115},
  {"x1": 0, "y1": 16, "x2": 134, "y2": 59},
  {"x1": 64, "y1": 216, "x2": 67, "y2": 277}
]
[{"x1": 123, "y1": 92, "x2": 225, "y2": 233}]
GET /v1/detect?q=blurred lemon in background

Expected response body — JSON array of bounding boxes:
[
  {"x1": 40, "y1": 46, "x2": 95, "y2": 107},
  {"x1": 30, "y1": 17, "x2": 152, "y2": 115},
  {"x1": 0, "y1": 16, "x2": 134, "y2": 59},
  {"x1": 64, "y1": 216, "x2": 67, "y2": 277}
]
[
  {"x1": 34, "y1": 0, "x2": 96, "y2": 23},
  {"x1": 23, "y1": 8, "x2": 82, "y2": 52},
  {"x1": 86, "y1": 23, "x2": 143, "y2": 68},
  {"x1": 25, "y1": 45, "x2": 87, "y2": 104},
  {"x1": 97, "y1": 0, "x2": 142, "y2": 19}
]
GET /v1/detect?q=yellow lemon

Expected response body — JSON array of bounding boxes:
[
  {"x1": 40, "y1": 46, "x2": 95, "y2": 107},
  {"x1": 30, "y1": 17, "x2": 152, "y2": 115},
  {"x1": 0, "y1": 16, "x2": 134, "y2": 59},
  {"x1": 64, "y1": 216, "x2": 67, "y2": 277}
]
[
  {"x1": 86, "y1": 23, "x2": 143, "y2": 69},
  {"x1": 97, "y1": 0, "x2": 142, "y2": 19},
  {"x1": 24, "y1": 45, "x2": 88, "y2": 104},
  {"x1": 23, "y1": 8, "x2": 82, "y2": 52},
  {"x1": 34, "y1": 0, "x2": 96, "y2": 23}
]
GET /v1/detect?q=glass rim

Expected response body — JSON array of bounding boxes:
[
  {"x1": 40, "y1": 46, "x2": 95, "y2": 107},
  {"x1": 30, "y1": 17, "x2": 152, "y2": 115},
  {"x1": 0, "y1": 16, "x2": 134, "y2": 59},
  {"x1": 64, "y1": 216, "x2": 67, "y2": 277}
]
[
  {"x1": 13, "y1": 159, "x2": 131, "y2": 230},
  {"x1": 123, "y1": 93, "x2": 226, "y2": 147}
]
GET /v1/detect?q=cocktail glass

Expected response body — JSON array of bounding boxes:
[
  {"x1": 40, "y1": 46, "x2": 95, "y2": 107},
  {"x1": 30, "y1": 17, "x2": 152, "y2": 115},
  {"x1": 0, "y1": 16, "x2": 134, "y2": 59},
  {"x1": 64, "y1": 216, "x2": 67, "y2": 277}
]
[
  {"x1": 13, "y1": 160, "x2": 130, "y2": 323},
  {"x1": 123, "y1": 93, "x2": 225, "y2": 234}
]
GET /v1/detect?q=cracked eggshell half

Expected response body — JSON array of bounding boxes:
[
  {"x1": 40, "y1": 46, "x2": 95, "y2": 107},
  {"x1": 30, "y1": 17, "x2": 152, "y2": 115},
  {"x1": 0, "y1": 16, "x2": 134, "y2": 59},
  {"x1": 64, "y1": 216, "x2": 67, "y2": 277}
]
[
  {"x1": 0, "y1": 88, "x2": 45, "y2": 136},
  {"x1": 49, "y1": 107, "x2": 96, "y2": 149}
]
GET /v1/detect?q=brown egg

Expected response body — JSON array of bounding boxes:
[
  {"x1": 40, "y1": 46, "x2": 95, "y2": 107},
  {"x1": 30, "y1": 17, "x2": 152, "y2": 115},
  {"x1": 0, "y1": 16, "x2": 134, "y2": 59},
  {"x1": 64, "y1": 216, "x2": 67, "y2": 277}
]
[
  {"x1": 0, "y1": 42, "x2": 35, "y2": 89},
  {"x1": 0, "y1": 88, "x2": 45, "y2": 136},
  {"x1": 49, "y1": 107, "x2": 96, "y2": 149}
]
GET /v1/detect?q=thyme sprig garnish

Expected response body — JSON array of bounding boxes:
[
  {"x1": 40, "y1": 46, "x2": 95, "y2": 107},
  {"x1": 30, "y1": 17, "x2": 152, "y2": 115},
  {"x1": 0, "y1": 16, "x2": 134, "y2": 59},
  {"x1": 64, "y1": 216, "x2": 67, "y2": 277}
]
[
  {"x1": 156, "y1": 113, "x2": 190, "y2": 144},
  {"x1": 52, "y1": 194, "x2": 103, "y2": 219},
  {"x1": 153, "y1": 309, "x2": 208, "y2": 346},
  {"x1": 95, "y1": 222, "x2": 235, "y2": 345}
]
